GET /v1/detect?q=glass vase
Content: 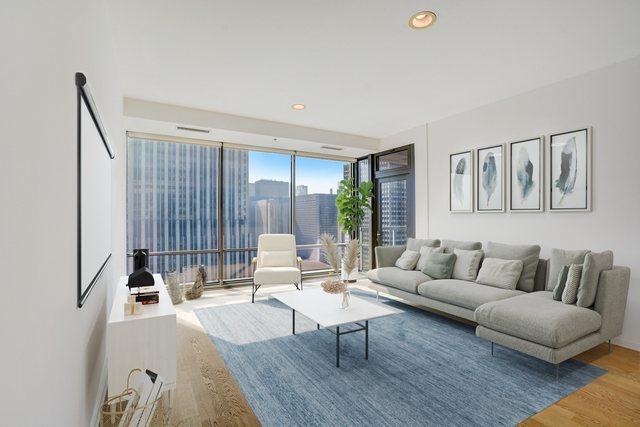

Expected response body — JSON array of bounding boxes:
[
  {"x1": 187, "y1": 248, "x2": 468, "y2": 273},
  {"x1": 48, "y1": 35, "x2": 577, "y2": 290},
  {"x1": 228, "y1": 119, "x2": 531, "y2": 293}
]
[{"x1": 340, "y1": 289, "x2": 351, "y2": 309}]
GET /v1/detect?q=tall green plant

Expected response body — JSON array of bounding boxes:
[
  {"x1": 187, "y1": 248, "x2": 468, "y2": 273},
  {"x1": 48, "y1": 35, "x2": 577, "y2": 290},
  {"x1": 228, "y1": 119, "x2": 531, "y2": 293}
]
[{"x1": 336, "y1": 178, "x2": 373, "y2": 237}]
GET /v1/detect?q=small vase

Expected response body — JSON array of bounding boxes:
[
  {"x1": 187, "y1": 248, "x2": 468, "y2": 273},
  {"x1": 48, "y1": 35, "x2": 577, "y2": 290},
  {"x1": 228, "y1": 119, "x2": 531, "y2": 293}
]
[
  {"x1": 340, "y1": 289, "x2": 351, "y2": 309},
  {"x1": 341, "y1": 259, "x2": 350, "y2": 281}
]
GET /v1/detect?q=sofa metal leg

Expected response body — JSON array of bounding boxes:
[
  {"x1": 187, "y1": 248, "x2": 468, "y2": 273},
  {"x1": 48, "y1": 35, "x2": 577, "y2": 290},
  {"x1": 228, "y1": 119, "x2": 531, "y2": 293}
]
[
  {"x1": 252, "y1": 281, "x2": 255, "y2": 303},
  {"x1": 491, "y1": 342, "x2": 494, "y2": 356},
  {"x1": 376, "y1": 291, "x2": 379, "y2": 301}
]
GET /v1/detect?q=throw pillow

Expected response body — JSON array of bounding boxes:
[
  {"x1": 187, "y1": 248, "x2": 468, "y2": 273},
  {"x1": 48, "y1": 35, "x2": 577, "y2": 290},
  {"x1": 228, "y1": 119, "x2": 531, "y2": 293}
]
[
  {"x1": 552, "y1": 265, "x2": 570, "y2": 301},
  {"x1": 406, "y1": 237, "x2": 441, "y2": 251},
  {"x1": 421, "y1": 253, "x2": 456, "y2": 279},
  {"x1": 415, "y1": 246, "x2": 445, "y2": 271},
  {"x1": 442, "y1": 239, "x2": 482, "y2": 254},
  {"x1": 475, "y1": 258, "x2": 524, "y2": 290},
  {"x1": 451, "y1": 248, "x2": 484, "y2": 281},
  {"x1": 260, "y1": 250, "x2": 293, "y2": 267},
  {"x1": 485, "y1": 242, "x2": 541, "y2": 292},
  {"x1": 577, "y1": 251, "x2": 614, "y2": 307},
  {"x1": 395, "y1": 250, "x2": 421, "y2": 270},
  {"x1": 546, "y1": 248, "x2": 590, "y2": 291},
  {"x1": 562, "y1": 264, "x2": 583, "y2": 304}
]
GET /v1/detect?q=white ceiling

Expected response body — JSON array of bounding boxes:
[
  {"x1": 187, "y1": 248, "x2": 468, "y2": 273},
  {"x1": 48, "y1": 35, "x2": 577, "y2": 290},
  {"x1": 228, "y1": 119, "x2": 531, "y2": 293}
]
[{"x1": 108, "y1": 0, "x2": 640, "y2": 138}]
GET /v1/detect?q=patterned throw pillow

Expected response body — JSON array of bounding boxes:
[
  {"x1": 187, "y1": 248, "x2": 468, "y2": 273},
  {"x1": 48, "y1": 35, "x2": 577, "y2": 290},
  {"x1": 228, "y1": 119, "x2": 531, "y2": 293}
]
[{"x1": 561, "y1": 264, "x2": 583, "y2": 304}]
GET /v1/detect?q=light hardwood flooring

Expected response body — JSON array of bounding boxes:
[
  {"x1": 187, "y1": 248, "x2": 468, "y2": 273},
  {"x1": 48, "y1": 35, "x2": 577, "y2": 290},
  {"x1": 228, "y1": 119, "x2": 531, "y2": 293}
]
[{"x1": 151, "y1": 279, "x2": 639, "y2": 426}]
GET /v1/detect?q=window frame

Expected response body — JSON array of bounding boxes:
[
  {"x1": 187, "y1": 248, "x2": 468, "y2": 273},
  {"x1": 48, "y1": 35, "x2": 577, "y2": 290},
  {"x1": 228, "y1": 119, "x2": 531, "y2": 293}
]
[{"x1": 125, "y1": 132, "x2": 355, "y2": 286}]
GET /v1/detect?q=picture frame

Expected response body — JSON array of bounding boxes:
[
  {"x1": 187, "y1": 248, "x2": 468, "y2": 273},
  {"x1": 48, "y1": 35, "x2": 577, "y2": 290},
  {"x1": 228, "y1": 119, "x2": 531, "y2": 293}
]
[
  {"x1": 476, "y1": 144, "x2": 505, "y2": 212},
  {"x1": 509, "y1": 137, "x2": 544, "y2": 212},
  {"x1": 548, "y1": 127, "x2": 592, "y2": 212},
  {"x1": 449, "y1": 150, "x2": 474, "y2": 213}
]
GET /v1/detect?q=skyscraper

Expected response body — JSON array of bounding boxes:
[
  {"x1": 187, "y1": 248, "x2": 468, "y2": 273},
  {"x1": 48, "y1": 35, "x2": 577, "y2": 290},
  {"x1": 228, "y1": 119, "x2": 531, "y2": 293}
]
[{"x1": 295, "y1": 185, "x2": 308, "y2": 196}]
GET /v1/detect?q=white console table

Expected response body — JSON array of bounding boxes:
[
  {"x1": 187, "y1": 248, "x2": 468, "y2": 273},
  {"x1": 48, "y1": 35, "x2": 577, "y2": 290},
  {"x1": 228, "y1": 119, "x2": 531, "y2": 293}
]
[{"x1": 107, "y1": 274, "x2": 176, "y2": 399}]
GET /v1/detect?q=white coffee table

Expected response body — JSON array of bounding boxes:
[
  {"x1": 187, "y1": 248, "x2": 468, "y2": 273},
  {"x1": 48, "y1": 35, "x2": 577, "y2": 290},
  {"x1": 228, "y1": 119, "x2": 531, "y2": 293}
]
[{"x1": 273, "y1": 288, "x2": 402, "y2": 367}]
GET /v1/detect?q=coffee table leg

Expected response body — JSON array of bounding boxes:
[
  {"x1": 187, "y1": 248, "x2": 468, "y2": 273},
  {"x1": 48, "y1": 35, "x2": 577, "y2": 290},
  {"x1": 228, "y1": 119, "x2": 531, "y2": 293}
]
[
  {"x1": 292, "y1": 309, "x2": 295, "y2": 335},
  {"x1": 365, "y1": 320, "x2": 369, "y2": 360},
  {"x1": 336, "y1": 326, "x2": 340, "y2": 368}
]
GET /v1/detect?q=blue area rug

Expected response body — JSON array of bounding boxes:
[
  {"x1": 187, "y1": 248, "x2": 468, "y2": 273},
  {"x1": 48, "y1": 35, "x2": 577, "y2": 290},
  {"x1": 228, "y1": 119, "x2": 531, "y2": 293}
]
[{"x1": 195, "y1": 290, "x2": 605, "y2": 426}]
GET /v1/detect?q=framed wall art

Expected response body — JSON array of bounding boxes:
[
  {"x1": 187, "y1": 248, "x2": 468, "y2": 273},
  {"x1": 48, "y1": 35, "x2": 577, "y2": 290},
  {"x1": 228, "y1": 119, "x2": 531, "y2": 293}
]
[
  {"x1": 476, "y1": 144, "x2": 504, "y2": 212},
  {"x1": 449, "y1": 150, "x2": 473, "y2": 213},
  {"x1": 509, "y1": 137, "x2": 543, "y2": 212},
  {"x1": 549, "y1": 127, "x2": 591, "y2": 211}
]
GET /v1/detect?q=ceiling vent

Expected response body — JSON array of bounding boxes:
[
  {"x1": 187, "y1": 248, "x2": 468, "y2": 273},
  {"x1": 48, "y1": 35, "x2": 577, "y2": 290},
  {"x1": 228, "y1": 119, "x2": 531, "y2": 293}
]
[
  {"x1": 176, "y1": 125, "x2": 210, "y2": 134},
  {"x1": 321, "y1": 145, "x2": 343, "y2": 151}
]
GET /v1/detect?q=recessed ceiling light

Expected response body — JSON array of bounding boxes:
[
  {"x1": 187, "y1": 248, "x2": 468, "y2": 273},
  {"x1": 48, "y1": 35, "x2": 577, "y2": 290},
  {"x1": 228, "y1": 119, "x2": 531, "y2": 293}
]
[
  {"x1": 409, "y1": 11, "x2": 436, "y2": 29},
  {"x1": 291, "y1": 103, "x2": 306, "y2": 110}
]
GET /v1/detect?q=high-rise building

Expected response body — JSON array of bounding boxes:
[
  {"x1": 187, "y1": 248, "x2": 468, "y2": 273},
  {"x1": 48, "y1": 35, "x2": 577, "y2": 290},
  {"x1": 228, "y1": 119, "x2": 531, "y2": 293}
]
[
  {"x1": 253, "y1": 179, "x2": 289, "y2": 199},
  {"x1": 295, "y1": 185, "x2": 308, "y2": 196}
]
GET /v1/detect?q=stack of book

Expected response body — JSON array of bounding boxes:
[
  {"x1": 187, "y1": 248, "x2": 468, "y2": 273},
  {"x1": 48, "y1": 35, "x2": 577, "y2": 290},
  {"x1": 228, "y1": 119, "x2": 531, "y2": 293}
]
[{"x1": 130, "y1": 286, "x2": 160, "y2": 305}]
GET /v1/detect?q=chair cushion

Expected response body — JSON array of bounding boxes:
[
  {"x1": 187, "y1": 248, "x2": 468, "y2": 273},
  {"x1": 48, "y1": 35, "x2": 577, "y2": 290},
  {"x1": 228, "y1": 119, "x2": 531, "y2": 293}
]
[
  {"x1": 260, "y1": 250, "x2": 294, "y2": 267},
  {"x1": 417, "y1": 280, "x2": 524, "y2": 311},
  {"x1": 254, "y1": 267, "x2": 301, "y2": 285},
  {"x1": 475, "y1": 291, "x2": 602, "y2": 348},
  {"x1": 485, "y1": 241, "x2": 541, "y2": 292},
  {"x1": 366, "y1": 267, "x2": 432, "y2": 294}
]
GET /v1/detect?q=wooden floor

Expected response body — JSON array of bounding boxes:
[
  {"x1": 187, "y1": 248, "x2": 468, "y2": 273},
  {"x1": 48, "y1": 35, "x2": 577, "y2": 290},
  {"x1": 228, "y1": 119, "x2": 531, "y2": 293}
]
[{"x1": 151, "y1": 280, "x2": 640, "y2": 426}]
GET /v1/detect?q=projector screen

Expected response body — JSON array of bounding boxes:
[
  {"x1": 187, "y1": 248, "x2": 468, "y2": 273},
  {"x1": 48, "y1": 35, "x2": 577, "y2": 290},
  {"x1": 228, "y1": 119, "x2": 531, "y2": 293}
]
[{"x1": 77, "y1": 73, "x2": 114, "y2": 307}]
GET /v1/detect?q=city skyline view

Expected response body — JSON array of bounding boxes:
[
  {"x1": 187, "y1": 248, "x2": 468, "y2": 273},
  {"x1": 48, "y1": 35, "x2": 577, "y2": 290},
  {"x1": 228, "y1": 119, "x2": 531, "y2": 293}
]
[{"x1": 126, "y1": 137, "x2": 352, "y2": 282}]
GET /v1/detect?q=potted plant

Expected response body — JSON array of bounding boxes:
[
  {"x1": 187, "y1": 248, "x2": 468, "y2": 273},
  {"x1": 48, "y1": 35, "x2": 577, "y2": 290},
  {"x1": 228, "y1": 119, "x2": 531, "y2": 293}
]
[{"x1": 335, "y1": 178, "x2": 373, "y2": 280}]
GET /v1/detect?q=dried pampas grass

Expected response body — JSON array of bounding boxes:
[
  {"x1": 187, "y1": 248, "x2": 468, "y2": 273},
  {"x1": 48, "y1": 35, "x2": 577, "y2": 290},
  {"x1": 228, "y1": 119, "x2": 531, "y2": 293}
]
[
  {"x1": 319, "y1": 233, "x2": 340, "y2": 273},
  {"x1": 342, "y1": 239, "x2": 359, "y2": 277}
]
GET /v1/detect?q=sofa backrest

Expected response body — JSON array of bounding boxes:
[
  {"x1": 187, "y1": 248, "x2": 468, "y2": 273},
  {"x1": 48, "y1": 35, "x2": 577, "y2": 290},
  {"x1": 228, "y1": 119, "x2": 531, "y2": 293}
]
[
  {"x1": 533, "y1": 259, "x2": 548, "y2": 292},
  {"x1": 406, "y1": 238, "x2": 440, "y2": 251}
]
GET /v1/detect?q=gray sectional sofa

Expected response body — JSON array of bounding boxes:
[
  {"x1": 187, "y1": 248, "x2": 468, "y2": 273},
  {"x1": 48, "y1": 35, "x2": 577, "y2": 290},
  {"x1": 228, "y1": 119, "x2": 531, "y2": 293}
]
[{"x1": 366, "y1": 238, "x2": 630, "y2": 374}]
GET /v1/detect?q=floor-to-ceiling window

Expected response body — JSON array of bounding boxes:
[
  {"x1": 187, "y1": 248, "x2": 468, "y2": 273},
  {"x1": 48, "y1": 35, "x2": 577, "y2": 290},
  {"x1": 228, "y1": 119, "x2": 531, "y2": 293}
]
[
  {"x1": 294, "y1": 156, "x2": 350, "y2": 271},
  {"x1": 222, "y1": 147, "x2": 292, "y2": 280},
  {"x1": 357, "y1": 157, "x2": 372, "y2": 271},
  {"x1": 127, "y1": 136, "x2": 219, "y2": 282},
  {"x1": 126, "y1": 133, "x2": 356, "y2": 284}
]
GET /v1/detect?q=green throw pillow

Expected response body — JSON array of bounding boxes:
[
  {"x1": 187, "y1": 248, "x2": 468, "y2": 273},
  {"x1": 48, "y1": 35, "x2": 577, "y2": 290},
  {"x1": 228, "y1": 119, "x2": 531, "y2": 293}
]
[
  {"x1": 552, "y1": 265, "x2": 570, "y2": 301},
  {"x1": 422, "y1": 253, "x2": 456, "y2": 279}
]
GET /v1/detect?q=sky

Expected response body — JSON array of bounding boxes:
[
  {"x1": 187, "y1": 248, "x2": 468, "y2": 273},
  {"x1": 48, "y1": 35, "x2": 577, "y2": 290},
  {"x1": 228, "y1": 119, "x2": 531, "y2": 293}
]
[{"x1": 249, "y1": 152, "x2": 347, "y2": 194}]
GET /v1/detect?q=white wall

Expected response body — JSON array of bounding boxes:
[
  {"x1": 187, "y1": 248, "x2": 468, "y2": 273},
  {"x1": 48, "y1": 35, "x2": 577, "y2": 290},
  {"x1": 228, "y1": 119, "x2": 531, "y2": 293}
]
[
  {"x1": 380, "y1": 124, "x2": 429, "y2": 238},
  {"x1": 425, "y1": 56, "x2": 640, "y2": 350},
  {"x1": 0, "y1": 0, "x2": 124, "y2": 425}
]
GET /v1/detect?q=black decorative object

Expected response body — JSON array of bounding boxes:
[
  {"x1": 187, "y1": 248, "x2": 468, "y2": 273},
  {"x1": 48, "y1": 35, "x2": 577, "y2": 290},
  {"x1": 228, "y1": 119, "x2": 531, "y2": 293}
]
[
  {"x1": 133, "y1": 248, "x2": 150, "y2": 270},
  {"x1": 127, "y1": 267, "x2": 155, "y2": 289}
]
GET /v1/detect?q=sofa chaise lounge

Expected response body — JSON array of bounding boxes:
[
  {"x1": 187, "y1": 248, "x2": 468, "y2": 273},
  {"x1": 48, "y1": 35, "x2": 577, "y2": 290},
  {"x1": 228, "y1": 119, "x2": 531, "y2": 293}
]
[{"x1": 366, "y1": 238, "x2": 630, "y2": 376}]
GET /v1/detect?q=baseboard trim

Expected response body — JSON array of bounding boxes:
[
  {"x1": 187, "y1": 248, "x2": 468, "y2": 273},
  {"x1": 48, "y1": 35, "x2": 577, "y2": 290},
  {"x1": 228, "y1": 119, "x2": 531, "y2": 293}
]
[
  {"x1": 90, "y1": 357, "x2": 108, "y2": 427},
  {"x1": 613, "y1": 337, "x2": 640, "y2": 351}
]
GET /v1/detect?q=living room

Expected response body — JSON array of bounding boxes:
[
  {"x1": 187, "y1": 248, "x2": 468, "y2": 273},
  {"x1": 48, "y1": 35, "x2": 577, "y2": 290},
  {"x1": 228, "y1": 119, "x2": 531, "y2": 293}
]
[{"x1": 3, "y1": 1, "x2": 639, "y2": 425}]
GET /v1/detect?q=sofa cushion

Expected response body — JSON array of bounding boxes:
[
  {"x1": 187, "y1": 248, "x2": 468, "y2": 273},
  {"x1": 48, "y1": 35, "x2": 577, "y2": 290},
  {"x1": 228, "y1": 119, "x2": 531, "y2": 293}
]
[
  {"x1": 395, "y1": 250, "x2": 421, "y2": 270},
  {"x1": 417, "y1": 280, "x2": 524, "y2": 311},
  {"x1": 577, "y1": 251, "x2": 614, "y2": 308},
  {"x1": 406, "y1": 237, "x2": 441, "y2": 251},
  {"x1": 476, "y1": 258, "x2": 523, "y2": 290},
  {"x1": 415, "y1": 246, "x2": 444, "y2": 271},
  {"x1": 475, "y1": 291, "x2": 602, "y2": 348},
  {"x1": 366, "y1": 267, "x2": 432, "y2": 294},
  {"x1": 485, "y1": 242, "x2": 541, "y2": 292},
  {"x1": 442, "y1": 239, "x2": 482, "y2": 254},
  {"x1": 546, "y1": 248, "x2": 590, "y2": 291},
  {"x1": 421, "y1": 253, "x2": 456, "y2": 279},
  {"x1": 552, "y1": 265, "x2": 569, "y2": 301},
  {"x1": 452, "y1": 248, "x2": 484, "y2": 281}
]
